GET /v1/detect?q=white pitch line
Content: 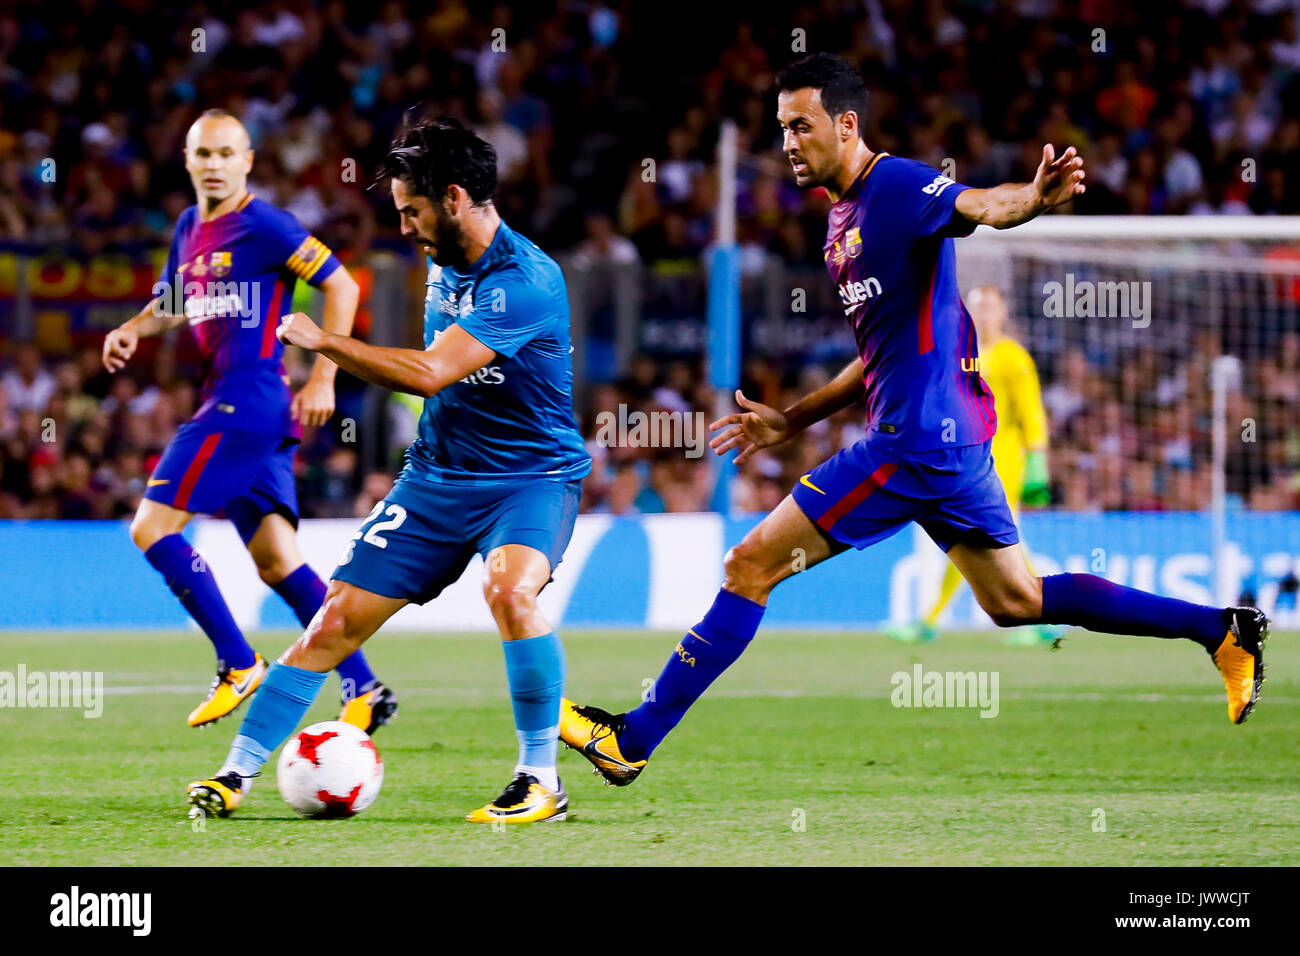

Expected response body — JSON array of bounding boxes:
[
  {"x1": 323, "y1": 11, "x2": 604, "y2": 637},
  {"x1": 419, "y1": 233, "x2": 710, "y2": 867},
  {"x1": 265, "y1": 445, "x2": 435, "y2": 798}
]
[{"x1": 97, "y1": 685, "x2": 1299, "y2": 705}]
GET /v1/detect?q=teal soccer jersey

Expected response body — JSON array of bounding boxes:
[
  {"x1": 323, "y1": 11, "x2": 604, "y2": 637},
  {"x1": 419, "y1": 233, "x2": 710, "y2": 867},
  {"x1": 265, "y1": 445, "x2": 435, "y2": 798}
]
[
  {"x1": 331, "y1": 220, "x2": 589, "y2": 604},
  {"x1": 408, "y1": 219, "x2": 591, "y2": 484}
]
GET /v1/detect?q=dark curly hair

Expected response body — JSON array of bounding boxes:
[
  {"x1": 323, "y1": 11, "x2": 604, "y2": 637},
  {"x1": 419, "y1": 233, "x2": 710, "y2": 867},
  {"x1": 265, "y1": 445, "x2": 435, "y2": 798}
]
[{"x1": 377, "y1": 115, "x2": 498, "y2": 206}]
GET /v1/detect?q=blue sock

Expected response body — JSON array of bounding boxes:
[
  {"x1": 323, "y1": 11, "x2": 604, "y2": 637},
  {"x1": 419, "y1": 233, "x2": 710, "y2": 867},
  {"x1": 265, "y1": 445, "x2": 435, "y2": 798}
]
[
  {"x1": 271, "y1": 564, "x2": 327, "y2": 628},
  {"x1": 219, "y1": 662, "x2": 328, "y2": 779},
  {"x1": 1041, "y1": 573, "x2": 1225, "y2": 649},
  {"x1": 272, "y1": 564, "x2": 377, "y2": 697},
  {"x1": 621, "y1": 589, "x2": 764, "y2": 762},
  {"x1": 501, "y1": 632, "x2": 566, "y2": 774},
  {"x1": 144, "y1": 534, "x2": 255, "y2": 670}
]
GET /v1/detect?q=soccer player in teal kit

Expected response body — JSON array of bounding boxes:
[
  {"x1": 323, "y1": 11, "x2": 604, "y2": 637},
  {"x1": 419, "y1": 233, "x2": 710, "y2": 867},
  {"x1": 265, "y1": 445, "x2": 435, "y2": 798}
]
[
  {"x1": 188, "y1": 118, "x2": 590, "y2": 824},
  {"x1": 103, "y1": 110, "x2": 396, "y2": 733},
  {"x1": 560, "y1": 54, "x2": 1268, "y2": 786}
]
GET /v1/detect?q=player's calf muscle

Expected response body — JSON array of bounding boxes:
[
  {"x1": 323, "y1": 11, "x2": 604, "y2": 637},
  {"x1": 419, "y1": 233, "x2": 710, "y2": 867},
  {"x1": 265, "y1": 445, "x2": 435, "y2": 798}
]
[
  {"x1": 978, "y1": 588, "x2": 1042, "y2": 627},
  {"x1": 973, "y1": 575, "x2": 1043, "y2": 626},
  {"x1": 948, "y1": 543, "x2": 1044, "y2": 626}
]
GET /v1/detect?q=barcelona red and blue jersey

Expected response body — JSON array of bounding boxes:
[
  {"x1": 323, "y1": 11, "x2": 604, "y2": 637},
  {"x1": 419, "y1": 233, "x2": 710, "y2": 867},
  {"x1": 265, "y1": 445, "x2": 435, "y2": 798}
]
[
  {"x1": 156, "y1": 195, "x2": 341, "y2": 437},
  {"x1": 823, "y1": 153, "x2": 996, "y2": 454}
]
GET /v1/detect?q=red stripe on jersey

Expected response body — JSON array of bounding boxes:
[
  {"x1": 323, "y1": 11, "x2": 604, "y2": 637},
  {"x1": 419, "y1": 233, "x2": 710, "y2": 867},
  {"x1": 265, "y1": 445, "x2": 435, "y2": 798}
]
[
  {"x1": 917, "y1": 257, "x2": 938, "y2": 355},
  {"x1": 260, "y1": 279, "x2": 284, "y2": 358},
  {"x1": 173, "y1": 432, "x2": 223, "y2": 511},
  {"x1": 957, "y1": 309, "x2": 979, "y2": 437},
  {"x1": 816, "y1": 462, "x2": 899, "y2": 532}
]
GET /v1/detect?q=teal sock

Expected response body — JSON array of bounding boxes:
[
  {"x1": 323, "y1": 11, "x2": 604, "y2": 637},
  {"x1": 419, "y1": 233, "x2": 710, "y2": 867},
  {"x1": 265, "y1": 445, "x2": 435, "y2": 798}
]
[
  {"x1": 501, "y1": 632, "x2": 565, "y2": 773},
  {"x1": 219, "y1": 662, "x2": 327, "y2": 780}
]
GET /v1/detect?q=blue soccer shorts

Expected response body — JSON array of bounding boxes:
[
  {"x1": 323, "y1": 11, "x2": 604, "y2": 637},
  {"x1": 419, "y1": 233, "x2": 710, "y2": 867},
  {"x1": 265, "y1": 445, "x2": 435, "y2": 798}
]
[
  {"x1": 144, "y1": 420, "x2": 299, "y2": 543},
  {"x1": 791, "y1": 439, "x2": 1019, "y2": 553},
  {"x1": 330, "y1": 470, "x2": 583, "y2": 605}
]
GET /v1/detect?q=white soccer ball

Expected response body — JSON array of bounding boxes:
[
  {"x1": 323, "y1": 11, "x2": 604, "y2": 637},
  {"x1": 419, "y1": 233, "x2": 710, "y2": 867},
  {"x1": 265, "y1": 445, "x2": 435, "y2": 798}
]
[{"x1": 276, "y1": 720, "x2": 384, "y2": 818}]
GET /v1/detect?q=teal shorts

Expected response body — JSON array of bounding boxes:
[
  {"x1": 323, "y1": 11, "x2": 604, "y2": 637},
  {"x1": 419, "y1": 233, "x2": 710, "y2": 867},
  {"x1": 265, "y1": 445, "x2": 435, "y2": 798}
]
[{"x1": 331, "y1": 469, "x2": 582, "y2": 604}]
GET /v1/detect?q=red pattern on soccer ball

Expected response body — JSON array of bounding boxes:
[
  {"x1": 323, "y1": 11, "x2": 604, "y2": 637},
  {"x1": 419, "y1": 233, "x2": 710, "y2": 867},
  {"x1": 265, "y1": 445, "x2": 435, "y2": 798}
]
[
  {"x1": 295, "y1": 730, "x2": 338, "y2": 766},
  {"x1": 315, "y1": 783, "x2": 364, "y2": 817}
]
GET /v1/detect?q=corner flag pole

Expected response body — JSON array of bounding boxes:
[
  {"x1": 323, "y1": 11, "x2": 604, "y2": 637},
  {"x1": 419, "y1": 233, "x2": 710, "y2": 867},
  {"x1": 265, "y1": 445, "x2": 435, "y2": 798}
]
[{"x1": 708, "y1": 119, "x2": 740, "y2": 514}]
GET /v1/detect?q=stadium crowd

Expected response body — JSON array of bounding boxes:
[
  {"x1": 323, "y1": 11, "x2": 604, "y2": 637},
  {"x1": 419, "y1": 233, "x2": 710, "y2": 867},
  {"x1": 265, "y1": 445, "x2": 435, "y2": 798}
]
[{"x1": 2, "y1": 0, "x2": 1299, "y2": 518}]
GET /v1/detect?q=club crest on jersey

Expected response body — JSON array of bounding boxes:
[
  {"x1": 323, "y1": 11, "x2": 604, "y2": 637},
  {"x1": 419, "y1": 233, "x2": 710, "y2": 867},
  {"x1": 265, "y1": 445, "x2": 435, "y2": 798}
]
[
  {"x1": 845, "y1": 227, "x2": 862, "y2": 258},
  {"x1": 183, "y1": 251, "x2": 232, "y2": 278},
  {"x1": 438, "y1": 290, "x2": 474, "y2": 318}
]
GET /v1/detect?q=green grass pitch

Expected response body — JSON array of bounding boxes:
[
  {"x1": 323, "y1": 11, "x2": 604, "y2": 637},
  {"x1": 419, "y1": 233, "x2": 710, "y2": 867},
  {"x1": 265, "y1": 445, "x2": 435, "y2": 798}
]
[{"x1": 2, "y1": 628, "x2": 1296, "y2": 866}]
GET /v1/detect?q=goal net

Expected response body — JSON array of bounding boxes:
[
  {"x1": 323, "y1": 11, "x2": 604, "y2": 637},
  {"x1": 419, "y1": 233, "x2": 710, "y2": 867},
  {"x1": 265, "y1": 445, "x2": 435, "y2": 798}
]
[{"x1": 956, "y1": 217, "x2": 1300, "y2": 620}]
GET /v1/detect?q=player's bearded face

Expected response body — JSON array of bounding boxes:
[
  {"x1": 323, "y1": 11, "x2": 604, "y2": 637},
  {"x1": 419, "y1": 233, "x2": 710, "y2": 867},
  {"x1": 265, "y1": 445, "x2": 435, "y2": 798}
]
[
  {"x1": 392, "y1": 179, "x2": 463, "y2": 266},
  {"x1": 777, "y1": 89, "x2": 840, "y2": 190}
]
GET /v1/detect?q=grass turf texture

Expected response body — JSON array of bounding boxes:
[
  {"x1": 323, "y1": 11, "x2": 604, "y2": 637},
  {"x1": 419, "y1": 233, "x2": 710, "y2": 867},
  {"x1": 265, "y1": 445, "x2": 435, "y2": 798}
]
[{"x1": 1, "y1": 628, "x2": 1296, "y2": 866}]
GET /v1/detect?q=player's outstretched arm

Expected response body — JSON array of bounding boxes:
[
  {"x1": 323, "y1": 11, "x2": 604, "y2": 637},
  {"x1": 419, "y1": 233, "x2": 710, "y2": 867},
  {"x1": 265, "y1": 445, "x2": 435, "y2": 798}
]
[
  {"x1": 102, "y1": 297, "x2": 185, "y2": 372},
  {"x1": 954, "y1": 144, "x2": 1086, "y2": 230},
  {"x1": 710, "y1": 357, "x2": 864, "y2": 463},
  {"x1": 291, "y1": 268, "x2": 361, "y2": 427},
  {"x1": 276, "y1": 311, "x2": 494, "y2": 399}
]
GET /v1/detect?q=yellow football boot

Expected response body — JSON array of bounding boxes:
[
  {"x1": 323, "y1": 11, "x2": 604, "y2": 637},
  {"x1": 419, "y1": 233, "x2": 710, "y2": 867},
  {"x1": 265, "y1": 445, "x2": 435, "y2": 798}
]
[
  {"x1": 559, "y1": 698, "x2": 647, "y2": 786},
  {"x1": 187, "y1": 654, "x2": 267, "y2": 728},
  {"x1": 339, "y1": 682, "x2": 399, "y2": 735},
  {"x1": 186, "y1": 772, "x2": 248, "y2": 819},
  {"x1": 466, "y1": 773, "x2": 568, "y2": 824},
  {"x1": 1211, "y1": 607, "x2": 1268, "y2": 724}
]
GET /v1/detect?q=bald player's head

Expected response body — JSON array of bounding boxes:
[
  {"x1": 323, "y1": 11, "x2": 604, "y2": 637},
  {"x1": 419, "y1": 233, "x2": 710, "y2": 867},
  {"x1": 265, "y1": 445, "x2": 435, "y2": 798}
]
[
  {"x1": 184, "y1": 109, "x2": 253, "y2": 209},
  {"x1": 967, "y1": 285, "x2": 1008, "y2": 343}
]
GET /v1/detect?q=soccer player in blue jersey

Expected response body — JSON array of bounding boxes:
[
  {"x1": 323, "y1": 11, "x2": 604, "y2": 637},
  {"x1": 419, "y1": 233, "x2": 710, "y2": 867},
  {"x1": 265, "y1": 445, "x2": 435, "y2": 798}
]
[
  {"x1": 560, "y1": 53, "x2": 1268, "y2": 786},
  {"x1": 102, "y1": 110, "x2": 397, "y2": 733},
  {"x1": 188, "y1": 117, "x2": 590, "y2": 824}
]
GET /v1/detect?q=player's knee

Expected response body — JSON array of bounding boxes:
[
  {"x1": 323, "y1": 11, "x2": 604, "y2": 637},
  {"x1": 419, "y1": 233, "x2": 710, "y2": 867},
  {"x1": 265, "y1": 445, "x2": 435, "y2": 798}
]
[
  {"x1": 721, "y1": 541, "x2": 776, "y2": 600},
  {"x1": 251, "y1": 551, "x2": 296, "y2": 586},
  {"x1": 128, "y1": 512, "x2": 164, "y2": 551},
  {"x1": 483, "y1": 578, "x2": 538, "y2": 631},
  {"x1": 302, "y1": 589, "x2": 364, "y2": 654}
]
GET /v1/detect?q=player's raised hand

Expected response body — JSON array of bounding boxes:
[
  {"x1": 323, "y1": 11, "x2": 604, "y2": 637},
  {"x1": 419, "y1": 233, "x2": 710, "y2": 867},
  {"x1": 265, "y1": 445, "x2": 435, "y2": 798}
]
[
  {"x1": 276, "y1": 312, "x2": 326, "y2": 352},
  {"x1": 1034, "y1": 143, "x2": 1086, "y2": 208},
  {"x1": 709, "y1": 389, "x2": 791, "y2": 464},
  {"x1": 102, "y1": 325, "x2": 138, "y2": 373},
  {"x1": 292, "y1": 376, "x2": 335, "y2": 427}
]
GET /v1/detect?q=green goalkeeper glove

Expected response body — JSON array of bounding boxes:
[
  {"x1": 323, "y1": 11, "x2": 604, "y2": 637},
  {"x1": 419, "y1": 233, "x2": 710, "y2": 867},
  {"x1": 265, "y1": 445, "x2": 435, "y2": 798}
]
[{"x1": 1021, "y1": 450, "x2": 1050, "y2": 506}]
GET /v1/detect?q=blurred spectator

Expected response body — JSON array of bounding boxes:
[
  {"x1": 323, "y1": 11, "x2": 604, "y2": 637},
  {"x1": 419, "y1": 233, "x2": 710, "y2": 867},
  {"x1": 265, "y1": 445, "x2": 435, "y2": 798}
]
[
  {"x1": 3, "y1": 345, "x2": 55, "y2": 413},
  {"x1": 3, "y1": 0, "x2": 1299, "y2": 518}
]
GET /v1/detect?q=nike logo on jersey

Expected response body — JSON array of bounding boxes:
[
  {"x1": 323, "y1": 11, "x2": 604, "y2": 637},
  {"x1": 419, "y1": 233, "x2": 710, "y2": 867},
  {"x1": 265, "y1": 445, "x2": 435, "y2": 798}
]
[
  {"x1": 799, "y1": 474, "x2": 826, "y2": 494},
  {"x1": 147, "y1": 479, "x2": 170, "y2": 487}
]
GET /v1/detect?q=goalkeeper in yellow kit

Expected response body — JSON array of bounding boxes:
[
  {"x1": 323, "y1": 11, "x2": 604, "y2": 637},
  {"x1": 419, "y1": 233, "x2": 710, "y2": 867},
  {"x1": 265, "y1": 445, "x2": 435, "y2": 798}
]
[{"x1": 890, "y1": 285, "x2": 1062, "y2": 645}]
